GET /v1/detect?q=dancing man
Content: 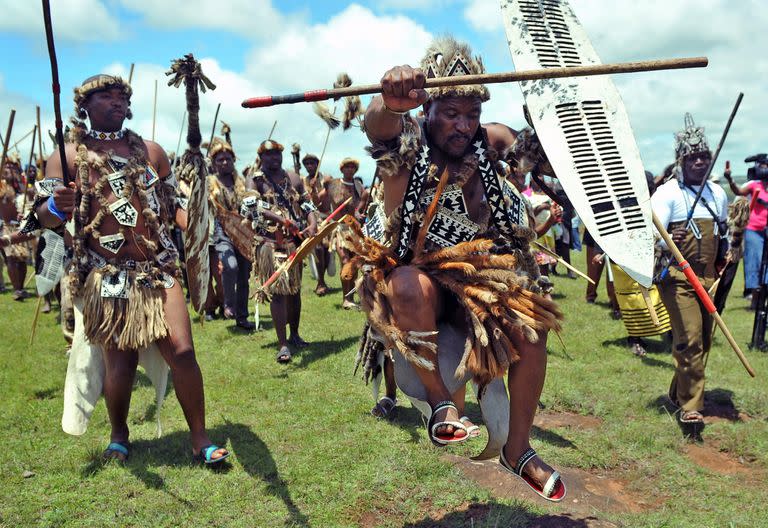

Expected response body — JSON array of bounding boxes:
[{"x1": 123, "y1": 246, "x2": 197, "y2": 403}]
[{"x1": 344, "y1": 37, "x2": 565, "y2": 501}]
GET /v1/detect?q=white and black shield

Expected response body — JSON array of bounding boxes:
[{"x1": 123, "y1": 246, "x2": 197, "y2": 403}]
[
  {"x1": 501, "y1": 0, "x2": 655, "y2": 287},
  {"x1": 35, "y1": 229, "x2": 66, "y2": 296}
]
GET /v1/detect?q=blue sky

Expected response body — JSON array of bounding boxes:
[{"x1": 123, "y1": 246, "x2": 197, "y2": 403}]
[{"x1": 1, "y1": 1, "x2": 766, "y2": 182}]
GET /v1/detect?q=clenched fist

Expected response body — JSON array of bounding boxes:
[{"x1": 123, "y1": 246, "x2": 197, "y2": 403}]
[{"x1": 380, "y1": 65, "x2": 430, "y2": 114}]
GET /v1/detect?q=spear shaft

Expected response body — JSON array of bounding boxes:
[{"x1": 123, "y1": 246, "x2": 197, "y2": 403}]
[
  {"x1": 243, "y1": 57, "x2": 708, "y2": 108},
  {"x1": 41, "y1": 0, "x2": 71, "y2": 184}
]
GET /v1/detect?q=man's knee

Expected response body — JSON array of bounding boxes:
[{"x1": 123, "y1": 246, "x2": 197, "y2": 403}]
[
  {"x1": 387, "y1": 267, "x2": 437, "y2": 310},
  {"x1": 105, "y1": 351, "x2": 139, "y2": 377},
  {"x1": 166, "y1": 345, "x2": 198, "y2": 369}
]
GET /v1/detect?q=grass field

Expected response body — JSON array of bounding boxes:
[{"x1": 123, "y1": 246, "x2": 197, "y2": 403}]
[{"x1": 1, "y1": 254, "x2": 767, "y2": 528}]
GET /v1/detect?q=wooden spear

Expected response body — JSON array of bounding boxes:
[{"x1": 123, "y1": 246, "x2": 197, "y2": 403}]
[
  {"x1": 128, "y1": 63, "x2": 135, "y2": 84},
  {"x1": 242, "y1": 57, "x2": 708, "y2": 108},
  {"x1": 36, "y1": 106, "x2": 43, "y2": 170},
  {"x1": 533, "y1": 241, "x2": 594, "y2": 285},
  {"x1": 21, "y1": 125, "x2": 38, "y2": 214},
  {"x1": 0, "y1": 109, "x2": 16, "y2": 183},
  {"x1": 172, "y1": 110, "x2": 187, "y2": 170},
  {"x1": 258, "y1": 197, "x2": 352, "y2": 293},
  {"x1": 653, "y1": 212, "x2": 755, "y2": 377},
  {"x1": 204, "y1": 103, "x2": 221, "y2": 156}
]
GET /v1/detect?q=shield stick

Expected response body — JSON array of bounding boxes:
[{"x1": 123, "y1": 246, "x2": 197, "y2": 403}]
[{"x1": 41, "y1": 0, "x2": 71, "y2": 184}]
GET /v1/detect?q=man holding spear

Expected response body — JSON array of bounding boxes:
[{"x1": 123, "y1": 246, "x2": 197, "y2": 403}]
[
  {"x1": 653, "y1": 114, "x2": 729, "y2": 437},
  {"x1": 342, "y1": 36, "x2": 565, "y2": 500},
  {"x1": 301, "y1": 152, "x2": 334, "y2": 296},
  {"x1": 34, "y1": 72, "x2": 228, "y2": 464}
]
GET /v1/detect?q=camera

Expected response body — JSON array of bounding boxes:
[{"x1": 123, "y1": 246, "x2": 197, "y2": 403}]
[{"x1": 746, "y1": 153, "x2": 768, "y2": 181}]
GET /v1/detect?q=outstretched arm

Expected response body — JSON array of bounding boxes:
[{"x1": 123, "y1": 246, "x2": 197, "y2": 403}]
[{"x1": 723, "y1": 165, "x2": 751, "y2": 197}]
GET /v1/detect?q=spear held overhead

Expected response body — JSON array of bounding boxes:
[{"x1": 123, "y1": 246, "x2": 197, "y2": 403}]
[{"x1": 242, "y1": 57, "x2": 707, "y2": 108}]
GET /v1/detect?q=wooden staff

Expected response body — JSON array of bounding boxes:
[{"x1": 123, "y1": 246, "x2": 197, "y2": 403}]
[
  {"x1": 41, "y1": 0, "x2": 71, "y2": 184},
  {"x1": 708, "y1": 276, "x2": 722, "y2": 297},
  {"x1": 21, "y1": 125, "x2": 38, "y2": 214},
  {"x1": 205, "y1": 102, "x2": 221, "y2": 155},
  {"x1": 533, "y1": 241, "x2": 594, "y2": 285},
  {"x1": 36, "y1": 106, "x2": 43, "y2": 170},
  {"x1": 172, "y1": 110, "x2": 187, "y2": 170},
  {"x1": 151, "y1": 79, "x2": 158, "y2": 141},
  {"x1": 128, "y1": 63, "x2": 135, "y2": 84},
  {"x1": 0, "y1": 109, "x2": 16, "y2": 182},
  {"x1": 267, "y1": 120, "x2": 277, "y2": 140},
  {"x1": 242, "y1": 57, "x2": 708, "y2": 108},
  {"x1": 29, "y1": 296, "x2": 44, "y2": 346},
  {"x1": 639, "y1": 286, "x2": 661, "y2": 327},
  {"x1": 653, "y1": 212, "x2": 755, "y2": 377}
]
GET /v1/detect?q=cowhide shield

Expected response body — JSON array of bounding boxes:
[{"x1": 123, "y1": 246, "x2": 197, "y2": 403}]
[
  {"x1": 501, "y1": 0, "x2": 655, "y2": 287},
  {"x1": 217, "y1": 207, "x2": 255, "y2": 262},
  {"x1": 389, "y1": 323, "x2": 510, "y2": 461}
]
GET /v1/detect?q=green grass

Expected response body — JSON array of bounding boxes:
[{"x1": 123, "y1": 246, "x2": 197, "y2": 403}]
[{"x1": 1, "y1": 254, "x2": 767, "y2": 527}]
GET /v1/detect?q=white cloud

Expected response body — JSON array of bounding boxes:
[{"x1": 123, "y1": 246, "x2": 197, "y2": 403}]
[
  {"x1": 462, "y1": 0, "x2": 768, "y2": 175},
  {"x1": 35, "y1": 5, "x2": 434, "y2": 183},
  {"x1": 375, "y1": 0, "x2": 459, "y2": 11},
  {"x1": 0, "y1": 0, "x2": 122, "y2": 43},
  {"x1": 117, "y1": 0, "x2": 303, "y2": 40}
]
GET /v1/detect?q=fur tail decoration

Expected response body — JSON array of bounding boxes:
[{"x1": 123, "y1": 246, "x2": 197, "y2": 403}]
[
  {"x1": 221, "y1": 121, "x2": 232, "y2": 146},
  {"x1": 340, "y1": 213, "x2": 562, "y2": 386},
  {"x1": 313, "y1": 102, "x2": 340, "y2": 130}
]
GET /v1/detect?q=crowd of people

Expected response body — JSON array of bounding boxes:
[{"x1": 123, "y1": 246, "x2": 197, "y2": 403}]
[{"x1": 1, "y1": 35, "x2": 763, "y2": 503}]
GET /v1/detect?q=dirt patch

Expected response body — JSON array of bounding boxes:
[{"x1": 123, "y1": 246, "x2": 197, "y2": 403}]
[
  {"x1": 529, "y1": 514, "x2": 620, "y2": 528},
  {"x1": 534, "y1": 412, "x2": 603, "y2": 430},
  {"x1": 446, "y1": 454, "x2": 649, "y2": 516},
  {"x1": 684, "y1": 444, "x2": 753, "y2": 477}
]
